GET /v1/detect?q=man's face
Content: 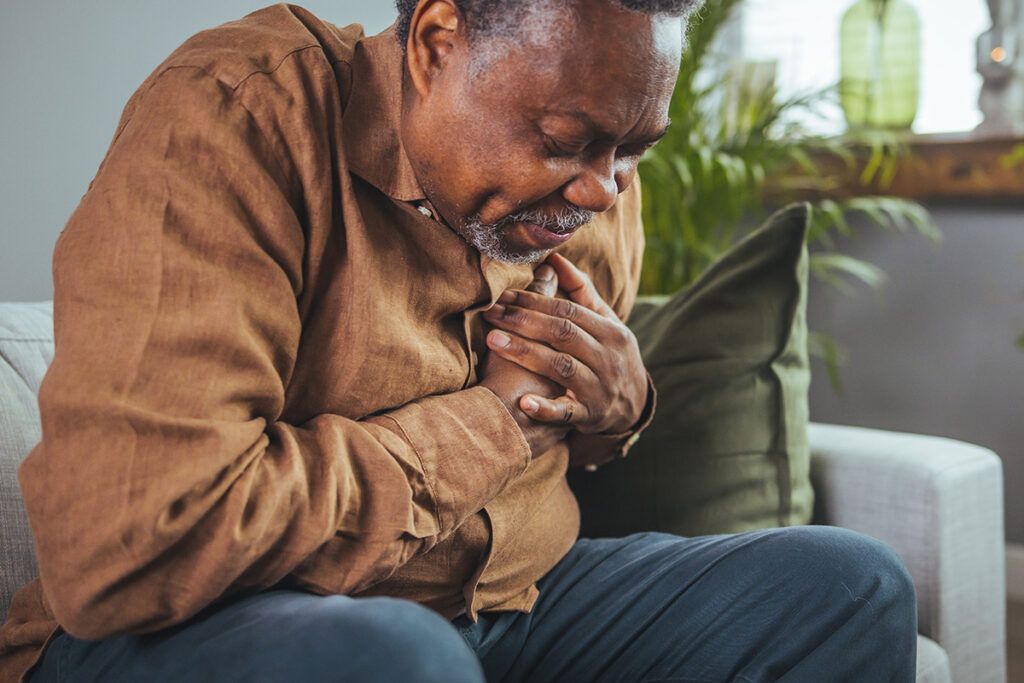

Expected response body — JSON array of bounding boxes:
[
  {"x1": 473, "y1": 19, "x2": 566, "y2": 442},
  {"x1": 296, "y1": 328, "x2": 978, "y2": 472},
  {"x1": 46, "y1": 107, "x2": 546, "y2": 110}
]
[{"x1": 402, "y1": 1, "x2": 683, "y2": 263}]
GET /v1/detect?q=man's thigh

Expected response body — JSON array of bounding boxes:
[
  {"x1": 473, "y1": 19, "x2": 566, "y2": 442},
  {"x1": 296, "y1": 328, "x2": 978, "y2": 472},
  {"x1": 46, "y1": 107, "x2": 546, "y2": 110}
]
[
  {"x1": 454, "y1": 526, "x2": 917, "y2": 683},
  {"x1": 30, "y1": 589, "x2": 484, "y2": 683}
]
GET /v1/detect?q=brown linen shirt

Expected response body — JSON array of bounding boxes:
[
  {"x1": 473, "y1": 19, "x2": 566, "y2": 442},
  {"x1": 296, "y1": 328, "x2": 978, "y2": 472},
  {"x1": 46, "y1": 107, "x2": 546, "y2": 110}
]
[{"x1": 0, "y1": 5, "x2": 654, "y2": 681}]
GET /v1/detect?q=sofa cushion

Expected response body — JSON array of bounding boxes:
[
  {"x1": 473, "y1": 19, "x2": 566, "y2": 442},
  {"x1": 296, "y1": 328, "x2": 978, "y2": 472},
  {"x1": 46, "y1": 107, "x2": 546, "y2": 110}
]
[
  {"x1": 916, "y1": 634, "x2": 952, "y2": 683},
  {"x1": 568, "y1": 203, "x2": 814, "y2": 537},
  {"x1": 0, "y1": 302, "x2": 54, "y2": 621}
]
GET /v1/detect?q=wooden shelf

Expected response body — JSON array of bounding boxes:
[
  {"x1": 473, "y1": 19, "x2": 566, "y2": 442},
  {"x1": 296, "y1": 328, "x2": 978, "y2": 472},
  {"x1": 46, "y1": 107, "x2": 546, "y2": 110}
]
[{"x1": 804, "y1": 132, "x2": 1024, "y2": 204}]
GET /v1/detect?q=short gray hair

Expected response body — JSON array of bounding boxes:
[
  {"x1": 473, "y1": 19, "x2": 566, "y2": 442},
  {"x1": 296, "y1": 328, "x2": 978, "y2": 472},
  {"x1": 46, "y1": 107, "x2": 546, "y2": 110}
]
[{"x1": 393, "y1": 0, "x2": 704, "y2": 53}]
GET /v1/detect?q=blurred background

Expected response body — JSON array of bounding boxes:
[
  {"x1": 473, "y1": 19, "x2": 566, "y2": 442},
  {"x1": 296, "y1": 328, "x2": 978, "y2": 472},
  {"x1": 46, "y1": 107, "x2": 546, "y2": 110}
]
[{"x1": 1, "y1": 0, "x2": 1021, "y2": 672}]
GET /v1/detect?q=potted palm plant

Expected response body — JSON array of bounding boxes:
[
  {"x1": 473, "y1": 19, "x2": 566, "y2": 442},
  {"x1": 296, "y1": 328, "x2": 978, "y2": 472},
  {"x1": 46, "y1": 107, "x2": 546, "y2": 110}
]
[{"x1": 637, "y1": 0, "x2": 941, "y2": 387}]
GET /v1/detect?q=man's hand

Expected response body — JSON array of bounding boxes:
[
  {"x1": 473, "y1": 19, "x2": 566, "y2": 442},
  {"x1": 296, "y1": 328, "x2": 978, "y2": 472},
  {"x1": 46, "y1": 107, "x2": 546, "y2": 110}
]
[
  {"x1": 482, "y1": 253, "x2": 648, "y2": 436},
  {"x1": 478, "y1": 264, "x2": 572, "y2": 459}
]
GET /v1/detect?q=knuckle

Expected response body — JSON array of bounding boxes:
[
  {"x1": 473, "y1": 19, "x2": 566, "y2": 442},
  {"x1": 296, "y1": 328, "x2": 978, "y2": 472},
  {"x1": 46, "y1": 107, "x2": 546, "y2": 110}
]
[
  {"x1": 553, "y1": 299, "x2": 577, "y2": 321},
  {"x1": 503, "y1": 306, "x2": 527, "y2": 324},
  {"x1": 561, "y1": 403, "x2": 575, "y2": 425},
  {"x1": 505, "y1": 337, "x2": 526, "y2": 356},
  {"x1": 552, "y1": 353, "x2": 577, "y2": 379},
  {"x1": 554, "y1": 318, "x2": 578, "y2": 343}
]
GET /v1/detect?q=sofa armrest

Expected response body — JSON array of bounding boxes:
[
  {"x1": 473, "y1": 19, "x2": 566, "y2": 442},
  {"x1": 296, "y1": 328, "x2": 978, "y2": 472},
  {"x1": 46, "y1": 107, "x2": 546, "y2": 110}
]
[{"x1": 808, "y1": 422, "x2": 1006, "y2": 683}]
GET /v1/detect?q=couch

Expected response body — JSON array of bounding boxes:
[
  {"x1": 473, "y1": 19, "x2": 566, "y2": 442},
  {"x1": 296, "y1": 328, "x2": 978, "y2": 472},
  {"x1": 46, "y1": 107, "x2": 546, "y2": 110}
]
[{"x1": 0, "y1": 302, "x2": 1007, "y2": 682}]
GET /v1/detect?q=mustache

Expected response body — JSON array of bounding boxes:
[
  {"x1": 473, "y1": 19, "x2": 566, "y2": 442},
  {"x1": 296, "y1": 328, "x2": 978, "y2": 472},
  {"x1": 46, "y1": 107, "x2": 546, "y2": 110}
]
[{"x1": 497, "y1": 204, "x2": 595, "y2": 235}]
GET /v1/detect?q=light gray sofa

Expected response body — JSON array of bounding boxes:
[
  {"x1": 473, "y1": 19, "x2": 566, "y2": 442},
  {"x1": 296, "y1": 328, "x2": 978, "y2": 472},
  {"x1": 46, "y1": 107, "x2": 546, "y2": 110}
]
[{"x1": 0, "y1": 302, "x2": 1007, "y2": 682}]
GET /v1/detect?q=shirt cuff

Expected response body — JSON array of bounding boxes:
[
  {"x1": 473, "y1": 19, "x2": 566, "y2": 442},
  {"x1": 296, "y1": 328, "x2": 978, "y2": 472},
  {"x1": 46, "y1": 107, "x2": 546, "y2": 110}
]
[
  {"x1": 574, "y1": 370, "x2": 657, "y2": 472},
  {"x1": 365, "y1": 385, "x2": 532, "y2": 534}
]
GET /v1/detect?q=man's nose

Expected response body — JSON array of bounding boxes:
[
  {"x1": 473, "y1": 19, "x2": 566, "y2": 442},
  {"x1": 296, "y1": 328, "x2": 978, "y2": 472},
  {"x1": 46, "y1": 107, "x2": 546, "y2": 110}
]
[{"x1": 561, "y1": 152, "x2": 621, "y2": 214}]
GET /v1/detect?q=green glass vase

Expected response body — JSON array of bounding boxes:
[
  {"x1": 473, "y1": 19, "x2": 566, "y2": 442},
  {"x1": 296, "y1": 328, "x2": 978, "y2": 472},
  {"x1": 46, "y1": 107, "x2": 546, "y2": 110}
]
[{"x1": 839, "y1": 0, "x2": 921, "y2": 130}]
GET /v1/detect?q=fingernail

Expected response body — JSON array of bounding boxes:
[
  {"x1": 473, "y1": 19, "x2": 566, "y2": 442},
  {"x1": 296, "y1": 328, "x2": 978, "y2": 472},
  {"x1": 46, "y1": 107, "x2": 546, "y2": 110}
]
[
  {"x1": 489, "y1": 330, "x2": 511, "y2": 348},
  {"x1": 498, "y1": 291, "x2": 516, "y2": 304},
  {"x1": 536, "y1": 265, "x2": 555, "y2": 281},
  {"x1": 523, "y1": 397, "x2": 539, "y2": 412}
]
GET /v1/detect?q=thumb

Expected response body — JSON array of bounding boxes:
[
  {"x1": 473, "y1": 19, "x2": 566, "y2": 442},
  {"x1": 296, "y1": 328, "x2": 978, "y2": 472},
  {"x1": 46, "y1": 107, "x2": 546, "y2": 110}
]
[
  {"x1": 525, "y1": 263, "x2": 558, "y2": 298},
  {"x1": 521, "y1": 393, "x2": 591, "y2": 427}
]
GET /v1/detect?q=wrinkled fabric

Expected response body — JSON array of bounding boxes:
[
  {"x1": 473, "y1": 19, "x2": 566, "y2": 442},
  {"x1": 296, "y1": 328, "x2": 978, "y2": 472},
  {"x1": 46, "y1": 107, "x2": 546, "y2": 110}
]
[
  {"x1": 28, "y1": 528, "x2": 918, "y2": 682},
  {"x1": 0, "y1": 5, "x2": 651, "y2": 682},
  {"x1": 454, "y1": 527, "x2": 917, "y2": 683},
  {"x1": 30, "y1": 592, "x2": 486, "y2": 683}
]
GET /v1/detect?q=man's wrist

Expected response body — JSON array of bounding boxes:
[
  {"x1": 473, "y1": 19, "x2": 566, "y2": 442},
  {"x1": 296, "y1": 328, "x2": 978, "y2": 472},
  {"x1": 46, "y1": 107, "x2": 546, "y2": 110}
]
[{"x1": 582, "y1": 370, "x2": 657, "y2": 471}]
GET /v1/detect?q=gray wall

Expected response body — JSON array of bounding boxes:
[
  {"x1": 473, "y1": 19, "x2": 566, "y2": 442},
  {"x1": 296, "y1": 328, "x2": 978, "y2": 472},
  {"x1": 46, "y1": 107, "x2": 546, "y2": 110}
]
[
  {"x1": 808, "y1": 204, "x2": 1024, "y2": 544},
  {"x1": 0, "y1": 2, "x2": 398, "y2": 302}
]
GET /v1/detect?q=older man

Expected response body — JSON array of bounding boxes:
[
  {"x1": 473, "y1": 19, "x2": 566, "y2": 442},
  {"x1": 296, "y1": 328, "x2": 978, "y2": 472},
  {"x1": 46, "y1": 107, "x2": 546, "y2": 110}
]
[{"x1": 1, "y1": 1, "x2": 917, "y2": 681}]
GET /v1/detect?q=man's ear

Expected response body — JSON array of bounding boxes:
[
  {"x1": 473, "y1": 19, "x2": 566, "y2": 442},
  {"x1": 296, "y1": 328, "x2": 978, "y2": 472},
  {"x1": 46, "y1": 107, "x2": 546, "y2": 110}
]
[{"x1": 405, "y1": 0, "x2": 464, "y2": 98}]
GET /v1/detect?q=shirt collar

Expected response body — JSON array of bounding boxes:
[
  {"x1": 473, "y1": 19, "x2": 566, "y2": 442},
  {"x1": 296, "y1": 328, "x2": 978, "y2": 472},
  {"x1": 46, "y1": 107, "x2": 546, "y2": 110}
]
[{"x1": 342, "y1": 25, "x2": 426, "y2": 202}]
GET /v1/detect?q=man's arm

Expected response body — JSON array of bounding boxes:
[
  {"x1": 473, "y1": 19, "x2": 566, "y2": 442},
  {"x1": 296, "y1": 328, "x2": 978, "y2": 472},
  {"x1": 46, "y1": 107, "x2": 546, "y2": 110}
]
[{"x1": 19, "y1": 67, "x2": 532, "y2": 641}]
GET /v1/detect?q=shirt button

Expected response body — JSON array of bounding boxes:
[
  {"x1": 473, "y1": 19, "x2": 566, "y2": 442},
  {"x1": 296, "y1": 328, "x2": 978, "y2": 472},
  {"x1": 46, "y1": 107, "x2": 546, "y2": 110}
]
[
  {"x1": 417, "y1": 204, "x2": 433, "y2": 218},
  {"x1": 584, "y1": 464, "x2": 598, "y2": 472}
]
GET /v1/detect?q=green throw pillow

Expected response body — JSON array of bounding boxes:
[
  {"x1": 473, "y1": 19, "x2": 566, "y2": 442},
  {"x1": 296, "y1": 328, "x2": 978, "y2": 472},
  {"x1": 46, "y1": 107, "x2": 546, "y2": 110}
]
[{"x1": 568, "y1": 202, "x2": 814, "y2": 537}]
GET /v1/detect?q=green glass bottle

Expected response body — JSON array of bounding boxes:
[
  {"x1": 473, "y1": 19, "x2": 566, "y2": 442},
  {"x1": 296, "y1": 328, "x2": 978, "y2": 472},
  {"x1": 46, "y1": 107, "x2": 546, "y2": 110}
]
[{"x1": 840, "y1": 0, "x2": 922, "y2": 130}]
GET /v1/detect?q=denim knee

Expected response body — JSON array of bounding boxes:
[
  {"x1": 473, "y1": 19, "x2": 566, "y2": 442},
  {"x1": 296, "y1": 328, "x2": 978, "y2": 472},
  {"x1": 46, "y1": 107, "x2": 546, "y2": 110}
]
[
  {"x1": 766, "y1": 526, "x2": 917, "y2": 625},
  {"x1": 31, "y1": 592, "x2": 487, "y2": 683},
  {"x1": 301, "y1": 595, "x2": 485, "y2": 683}
]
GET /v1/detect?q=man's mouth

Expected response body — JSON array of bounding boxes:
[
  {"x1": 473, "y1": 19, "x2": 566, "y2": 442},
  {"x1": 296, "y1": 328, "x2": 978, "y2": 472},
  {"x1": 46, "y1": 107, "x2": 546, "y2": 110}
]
[{"x1": 520, "y1": 221, "x2": 579, "y2": 249}]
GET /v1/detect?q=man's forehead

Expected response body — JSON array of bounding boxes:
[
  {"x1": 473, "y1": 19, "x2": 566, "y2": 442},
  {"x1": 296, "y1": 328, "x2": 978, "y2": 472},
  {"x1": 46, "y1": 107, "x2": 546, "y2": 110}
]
[
  {"x1": 486, "y1": 11, "x2": 682, "y2": 118},
  {"x1": 525, "y1": 50, "x2": 678, "y2": 132},
  {"x1": 541, "y1": 106, "x2": 672, "y2": 143}
]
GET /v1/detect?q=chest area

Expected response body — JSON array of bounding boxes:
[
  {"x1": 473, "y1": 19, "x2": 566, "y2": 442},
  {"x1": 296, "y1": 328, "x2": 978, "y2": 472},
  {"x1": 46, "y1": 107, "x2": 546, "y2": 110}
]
[
  {"x1": 281, "y1": 182, "x2": 625, "y2": 423},
  {"x1": 283, "y1": 192, "x2": 524, "y2": 421},
  {"x1": 290, "y1": 297, "x2": 487, "y2": 421}
]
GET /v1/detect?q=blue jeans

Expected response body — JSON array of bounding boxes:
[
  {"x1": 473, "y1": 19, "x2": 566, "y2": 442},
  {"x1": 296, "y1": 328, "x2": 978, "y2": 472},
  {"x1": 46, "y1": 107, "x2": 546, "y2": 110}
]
[{"x1": 30, "y1": 526, "x2": 917, "y2": 682}]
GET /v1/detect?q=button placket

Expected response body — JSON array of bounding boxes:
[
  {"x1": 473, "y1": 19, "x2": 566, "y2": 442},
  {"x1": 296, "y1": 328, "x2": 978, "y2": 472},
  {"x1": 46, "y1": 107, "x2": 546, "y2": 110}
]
[{"x1": 461, "y1": 310, "x2": 485, "y2": 389}]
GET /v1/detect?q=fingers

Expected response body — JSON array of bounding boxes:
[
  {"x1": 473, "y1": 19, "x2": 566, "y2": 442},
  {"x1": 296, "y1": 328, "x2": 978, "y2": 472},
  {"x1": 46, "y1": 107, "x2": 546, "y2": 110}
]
[
  {"x1": 486, "y1": 327, "x2": 600, "y2": 396},
  {"x1": 519, "y1": 393, "x2": 592, "y2": 427},
  {"x1": 483, "y1": 299, "x2": 603, "y2": 369},
  {"x1": 546, "y1": 253, "x2": 618, "y2": 320},
  {"x1": 491, "y1": 288, "x2": 628, "y2": 345}
]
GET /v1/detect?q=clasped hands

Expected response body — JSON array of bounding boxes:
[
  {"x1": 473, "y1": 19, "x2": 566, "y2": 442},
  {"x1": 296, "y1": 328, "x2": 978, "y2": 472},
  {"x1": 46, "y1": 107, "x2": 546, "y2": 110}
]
[{"x1": 478, "y1": 253, "x2": 648, "y2": 464}]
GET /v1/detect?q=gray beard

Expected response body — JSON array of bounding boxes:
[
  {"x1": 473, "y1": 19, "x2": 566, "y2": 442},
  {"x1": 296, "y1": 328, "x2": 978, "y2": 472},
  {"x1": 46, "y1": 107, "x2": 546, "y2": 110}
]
[{"x1": 460, "y1": 204, "x2": 595, "y2": 265}]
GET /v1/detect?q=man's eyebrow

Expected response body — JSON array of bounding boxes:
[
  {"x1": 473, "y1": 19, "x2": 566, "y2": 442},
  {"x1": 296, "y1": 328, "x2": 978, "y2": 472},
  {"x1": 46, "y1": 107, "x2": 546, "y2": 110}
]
[
  {"x1": 552, "y1": 108, "x2": 672, "y2": 144},
  {"x1": 640, "y1": 121, "x2": 672, "y2": 145}
]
